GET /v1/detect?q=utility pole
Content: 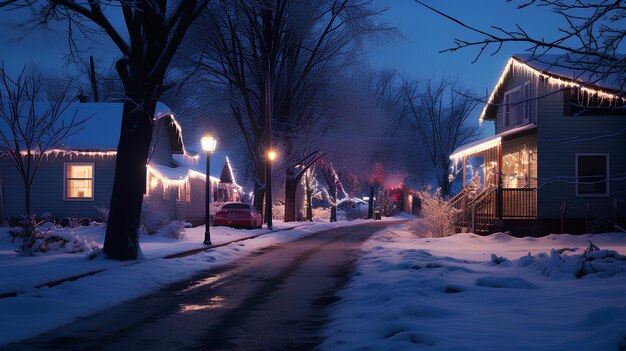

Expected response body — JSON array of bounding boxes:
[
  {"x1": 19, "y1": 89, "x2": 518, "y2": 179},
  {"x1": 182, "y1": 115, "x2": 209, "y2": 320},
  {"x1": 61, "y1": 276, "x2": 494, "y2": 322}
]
[{"x1": 263, "y1": 7, "x2": 274, "y2": 229}]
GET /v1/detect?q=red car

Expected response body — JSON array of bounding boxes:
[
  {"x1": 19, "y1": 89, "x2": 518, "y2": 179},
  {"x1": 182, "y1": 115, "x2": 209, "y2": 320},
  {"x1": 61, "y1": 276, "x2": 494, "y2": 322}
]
[{"x1": 213, "y1": 203, "x2": 263, "y2": 229}]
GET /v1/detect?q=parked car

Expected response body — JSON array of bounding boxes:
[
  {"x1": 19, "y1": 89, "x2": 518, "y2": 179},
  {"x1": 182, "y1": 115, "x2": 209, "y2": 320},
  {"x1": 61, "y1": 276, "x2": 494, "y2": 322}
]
[{"x1": 213, "y1": 203, "x2": 262, "y2": 229}]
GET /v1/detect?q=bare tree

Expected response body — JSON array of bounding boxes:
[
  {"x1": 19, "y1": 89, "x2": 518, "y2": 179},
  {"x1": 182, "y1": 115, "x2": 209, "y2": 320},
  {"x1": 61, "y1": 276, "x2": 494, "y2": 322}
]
[
  {"x1": 415, "y1": 0, "x2": 626, "y2": 94},
  {"x1": 403, "y1": 77, "x2": 480, "y2": 196},
  {"x1": 0, "y1": 66, "x2": 89, "y2": 217},
  {"x1": 1, "y1": 1, "x2": 210, "y2": 260},
  {"x1": 319, "y1": 160, "x2": 348, "y2": 222},
  {"x1": 177, "y1": 0, "x2": 395, "y2": 222}
]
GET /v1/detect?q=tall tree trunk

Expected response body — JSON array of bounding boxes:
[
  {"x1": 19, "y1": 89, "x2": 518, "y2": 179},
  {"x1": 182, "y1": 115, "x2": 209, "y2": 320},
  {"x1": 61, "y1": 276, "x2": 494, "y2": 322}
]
[
  {"x1": 305, "y1": 172, "x2": 313, "y2": 221},
  {"x1": 440, "y1": 168, "x2": 450, "y2": 197},
  {"x1": 103, "y1": 100, "x2": 154, "y2": 260},
  {"x1": 24, "y1": 186, "x2": 31, "y2": 217},
  {"x1": 330, "y1": 184, "x2": 337, "y2": 222},
  {"x1": 89, "y1": 56, "x2": 99, "y2": 102},
  {"x1": 368, "y1": 185, "x2": 375, "y2": 219},
  {"x1": 253, "y1": 161, "x2": 266, "y2": 221},
  {"x1": 284, "y1": 175, "x2": 298, "y2": 222}
]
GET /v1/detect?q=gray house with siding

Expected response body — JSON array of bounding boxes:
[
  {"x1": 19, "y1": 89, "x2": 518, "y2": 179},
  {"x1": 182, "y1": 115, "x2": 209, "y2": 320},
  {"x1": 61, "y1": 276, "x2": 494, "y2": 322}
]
[
  {"x1": 0, "y1": 102, "x2": 241, "y2": 225},
  {"x1": 450, "y1": 54, "x2": 625, "y2": 235}
]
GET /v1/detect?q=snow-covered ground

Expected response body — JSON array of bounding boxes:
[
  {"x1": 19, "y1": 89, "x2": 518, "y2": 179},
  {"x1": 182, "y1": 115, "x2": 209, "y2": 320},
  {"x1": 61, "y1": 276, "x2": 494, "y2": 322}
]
[
  {"x1": 321, "y1": 224, "x2": 626, "y2": 351},
  {"x1": 0, "y1": 217, "x2": 402, "y2": 346},
  {"x1": 0, "y1": 222, "x2": 298, "y2": 296}
]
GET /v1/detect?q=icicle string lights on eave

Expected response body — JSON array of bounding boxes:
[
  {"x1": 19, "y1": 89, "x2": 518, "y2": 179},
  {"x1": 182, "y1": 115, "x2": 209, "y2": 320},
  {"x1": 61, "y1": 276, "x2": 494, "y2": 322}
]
[
  {"x1": 449, "y1": 137, "x2": 501, "y2": 163},
  {"x1": 146, "y1": 164, "x2": 220, "y2": 188},
  {"x1": 479, "y1": 57, "x2": 626, "y2": 123},
  {"x1": 164, "y1": 115, "x2": 200, "y2": 163},
  {"x1": 18, "y1": 149, "x2": 118, "y2": 160}
]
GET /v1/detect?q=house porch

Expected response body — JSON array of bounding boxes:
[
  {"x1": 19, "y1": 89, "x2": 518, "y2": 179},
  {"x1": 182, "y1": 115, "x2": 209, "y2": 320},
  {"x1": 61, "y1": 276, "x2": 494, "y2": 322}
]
[{"x1": 449, "y1": 124, "x2": 538, "y2": 233}]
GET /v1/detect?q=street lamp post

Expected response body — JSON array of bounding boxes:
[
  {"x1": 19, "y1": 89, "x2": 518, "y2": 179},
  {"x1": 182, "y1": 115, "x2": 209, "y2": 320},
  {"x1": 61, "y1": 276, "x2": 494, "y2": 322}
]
[
  {"x1": 201, "y1": 135, "x2": 217, "y2": 245},
  {"x1": 266, "y1": 149, "x2": 277, "y2": 229}
]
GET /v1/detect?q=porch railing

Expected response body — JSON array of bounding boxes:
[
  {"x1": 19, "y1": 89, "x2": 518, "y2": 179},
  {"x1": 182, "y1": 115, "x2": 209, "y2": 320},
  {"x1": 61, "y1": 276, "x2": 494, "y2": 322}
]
[
  {"x1": 501, "y1": 188, "x2": 537, "y2": 218},
  {"x1": 451, "y1": 187, "x2": 537, "y2": 234},
  {"x1": 471, "y1": 187, "x2": 498, "y2": 233},
  {"x1": 449, "y1": 188, "x2": 470, "y2": 228}
]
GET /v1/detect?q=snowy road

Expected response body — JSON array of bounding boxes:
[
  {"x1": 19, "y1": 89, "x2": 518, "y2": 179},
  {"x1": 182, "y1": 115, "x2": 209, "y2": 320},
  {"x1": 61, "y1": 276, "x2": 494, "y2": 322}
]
[{"x1": 5, "y1": 221, "x2": 398, "y2": 351}]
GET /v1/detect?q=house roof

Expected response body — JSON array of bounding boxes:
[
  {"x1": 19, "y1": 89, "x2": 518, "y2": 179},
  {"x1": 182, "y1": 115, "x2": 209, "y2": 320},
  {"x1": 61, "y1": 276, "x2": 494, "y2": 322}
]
[
  {"x1": 50, "y1": 102, "x2": 178, "y2": 150},
  {"x1": 480, "y1": 54, "x2": 626, "y2": 121},
  {"x1": 173, "y1": 151, "x2": 239, "y2": 186},
  {"x1": 450, "y1": 123, "x2": 537, "y2": 161}
]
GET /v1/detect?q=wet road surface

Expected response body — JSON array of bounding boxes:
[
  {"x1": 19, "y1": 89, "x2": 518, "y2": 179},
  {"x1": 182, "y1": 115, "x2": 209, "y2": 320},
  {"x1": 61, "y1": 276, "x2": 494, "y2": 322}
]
[{"x1": 6, "y1": 221, "x2": 398, "y2": 351}]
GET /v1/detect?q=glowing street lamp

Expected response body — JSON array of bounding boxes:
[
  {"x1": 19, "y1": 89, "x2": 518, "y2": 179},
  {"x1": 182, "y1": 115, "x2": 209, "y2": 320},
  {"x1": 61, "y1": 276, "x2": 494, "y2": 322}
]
[
  {"x1": 266, "y1": 149, "x2": 277, "y2": 229},
  {"x1": 201, "y1": 134, "x2": 217, "y2": 245},
  {"x1": 268, "y1": 149, "x2": 277, "y2": 162}
]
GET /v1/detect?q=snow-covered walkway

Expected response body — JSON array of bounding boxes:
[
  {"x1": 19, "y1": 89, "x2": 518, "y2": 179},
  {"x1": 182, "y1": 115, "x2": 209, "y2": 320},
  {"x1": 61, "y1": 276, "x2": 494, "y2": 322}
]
[
  {"x1": 0, "y1": 222, "x2": 299, "y2": 296},
  {"x1": 320, "y1": 224, "x2": 626, "y2": 350},
  {"x1": 0, "y1": 217, "x2": 404, "y2": 346}
]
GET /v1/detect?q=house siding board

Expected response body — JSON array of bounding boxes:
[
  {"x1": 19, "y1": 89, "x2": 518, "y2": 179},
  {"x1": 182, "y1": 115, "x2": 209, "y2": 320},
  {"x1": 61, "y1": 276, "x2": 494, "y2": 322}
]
[
  {"x1": 536, "y1": 80, "x2": 626, "y2": 220},
  {"x1": 187, "y1": 177, "x2": 207, "y2": 221},
  {"x1": 145, "y1": 178, "x2": 177, "y2": 222},
  {"x1": 0, "y1": 155, "x2": 116, "y2": 219}
]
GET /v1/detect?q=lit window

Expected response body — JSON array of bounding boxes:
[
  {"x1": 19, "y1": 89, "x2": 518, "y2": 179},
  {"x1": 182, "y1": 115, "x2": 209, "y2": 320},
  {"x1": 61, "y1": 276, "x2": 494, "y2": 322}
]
[
  {"x1": 576, "y1": 154, "x2": 609, "y2": 196},
  {"x1": 177, "y1": 182, "x2": 190, "y2": 202},
  {"x1": 65, "y1": 164, "x2": 94, "y2": 200}
]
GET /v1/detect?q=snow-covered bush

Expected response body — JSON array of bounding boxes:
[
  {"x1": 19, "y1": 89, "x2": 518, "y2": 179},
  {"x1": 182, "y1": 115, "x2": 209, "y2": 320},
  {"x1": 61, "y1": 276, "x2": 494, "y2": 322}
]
[
  {"x1": 67, "y1": 216, "x2": 81, "y2": 228},
  {"x1": 272, "y1": 202, "x2": 285, "y2": 221},
  {"x1": 159, "y1": 220, "x2": 188, "y2": 240},
  {"x1": 95, "y1": 206, "x2": 109, "y2": 223},
  {"x1": 377, "y1": 189, "x2": 400, "y2": 217},
  {"x1": 312, "y1": 207, "x2": 330, "y2": 220},
  {"x1": 520, "y1": 241, "x2": 626, "y2": 279},
  {"x1": 15, "y1": 215, "x2": 99, "y2": 255},
  {"x1": 345, "y1": 203, "x2": 368, "y2": 220},
  {"x1": 409, "y1": 188, "x2": 460, "y2": 238},
  {"x1": 140, "y1": 197, "x2": 170, "y2": 234}
]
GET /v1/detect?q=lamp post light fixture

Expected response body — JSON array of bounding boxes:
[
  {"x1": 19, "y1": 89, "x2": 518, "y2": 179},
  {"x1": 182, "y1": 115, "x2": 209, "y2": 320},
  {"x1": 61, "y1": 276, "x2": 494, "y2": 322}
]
[
  {"x1": 265, "y1": 149, "x2": 277, "y2": 229},
  {"x1": 201, "y1": 134, "x2": 217, "y2": 245},
  {"x1": 268, "y1": 150, "x2": 277, "y2": 162}
]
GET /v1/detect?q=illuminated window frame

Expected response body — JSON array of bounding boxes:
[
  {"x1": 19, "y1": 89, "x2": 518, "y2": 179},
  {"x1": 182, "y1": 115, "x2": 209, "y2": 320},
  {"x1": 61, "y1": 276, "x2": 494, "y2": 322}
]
[
  {"x1": 177, "y1": 181, "x2": 190, "y2": 203},
  {"x1": 64, "y1": 163, "x2": 95, "y2": 201}
]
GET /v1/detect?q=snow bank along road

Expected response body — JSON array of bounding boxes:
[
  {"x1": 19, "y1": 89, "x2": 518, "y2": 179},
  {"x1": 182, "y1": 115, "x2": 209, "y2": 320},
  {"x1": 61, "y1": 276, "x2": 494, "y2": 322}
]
[{"x1": 4, "y1": 221, "x2": 399, "y2": 351}]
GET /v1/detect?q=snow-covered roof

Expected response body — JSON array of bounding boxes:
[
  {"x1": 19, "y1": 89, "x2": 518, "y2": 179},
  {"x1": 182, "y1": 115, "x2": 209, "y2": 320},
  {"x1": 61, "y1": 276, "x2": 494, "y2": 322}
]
[
  {"x1": 173, "y1": 151, "x2": 239, "y2": 186},
  {"x1": 43, "y1": 102, "x2": 176, "y2": 150},
  {"x1": 481, "y1": 54, "x2": 626, "y2": 121},
  {"x1": 450, "y1": 123, "x2": 537, "y2": 161},
  {"x1": 514, "y1": 54, "x2": 625, "y2": 93}
]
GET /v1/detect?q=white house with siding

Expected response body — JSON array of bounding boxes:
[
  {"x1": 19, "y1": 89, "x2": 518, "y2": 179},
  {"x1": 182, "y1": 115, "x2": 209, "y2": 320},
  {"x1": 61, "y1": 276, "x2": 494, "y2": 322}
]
[
  {"x1": 450, "y1": 54, "x2": 625, "y2": 235},
  {"x1": 0, "y1": 102, "x2": 241, "y2": 225}
]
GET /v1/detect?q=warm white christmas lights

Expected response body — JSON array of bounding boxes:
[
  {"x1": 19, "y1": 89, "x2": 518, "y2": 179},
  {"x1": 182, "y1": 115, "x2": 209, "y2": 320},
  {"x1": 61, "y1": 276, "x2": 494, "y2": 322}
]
[{"x1": 480, "y1": 57, "x2": 626, "y2": 122}]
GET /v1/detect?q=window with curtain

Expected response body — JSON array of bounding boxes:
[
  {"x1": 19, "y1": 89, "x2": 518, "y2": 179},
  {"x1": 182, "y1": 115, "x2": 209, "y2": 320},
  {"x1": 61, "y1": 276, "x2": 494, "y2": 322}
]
[{"x1": 65, "y1": 164, "x2": 94, "y2": 200}]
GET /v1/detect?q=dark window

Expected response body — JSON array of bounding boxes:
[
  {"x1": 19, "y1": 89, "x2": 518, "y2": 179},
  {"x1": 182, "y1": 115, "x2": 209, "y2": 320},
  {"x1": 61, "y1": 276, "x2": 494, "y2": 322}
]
[
  {"x1": 577, "y1": 155, "x2": 608, "y2": 195},
  {"x1": 564, "y1": 89, "x2": 626, "y2": 116},
  {"x1": 222, "y1": 203, "x2": 250, "y2": 209}
]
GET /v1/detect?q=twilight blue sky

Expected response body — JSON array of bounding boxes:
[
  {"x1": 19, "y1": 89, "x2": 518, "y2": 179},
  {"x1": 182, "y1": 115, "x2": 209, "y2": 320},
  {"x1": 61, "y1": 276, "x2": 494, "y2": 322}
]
[
  {"x1": 366, "y1": 0, "x2": 561, "y2": 93},
  {"x1": 0, "y1": 1, "x2": 562, "y2": 110}
]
